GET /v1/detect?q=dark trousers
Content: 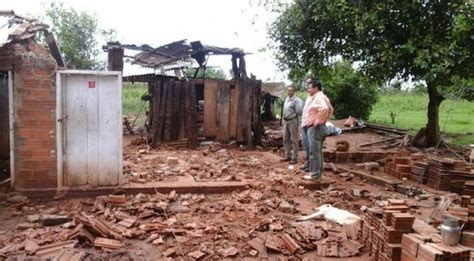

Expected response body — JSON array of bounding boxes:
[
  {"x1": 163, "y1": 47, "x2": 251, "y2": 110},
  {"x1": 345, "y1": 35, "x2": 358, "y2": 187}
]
[{"x1": 308, "y1": 125, "x2": 328, "y2": 177}]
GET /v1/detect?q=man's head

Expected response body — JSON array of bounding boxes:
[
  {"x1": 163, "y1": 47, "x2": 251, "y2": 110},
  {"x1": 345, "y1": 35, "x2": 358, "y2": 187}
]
[
  {"x1": 287, "y1": 85, "x2": 296, "y2": 97},
  {"x1": 306, "y1": 76, "x2": 322, "y2": 96}
]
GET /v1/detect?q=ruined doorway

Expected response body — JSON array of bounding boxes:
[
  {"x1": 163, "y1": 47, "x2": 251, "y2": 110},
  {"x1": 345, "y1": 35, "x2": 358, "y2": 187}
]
[{"x1": 0, "y1": 71, "x2": 11, "y2": 183}]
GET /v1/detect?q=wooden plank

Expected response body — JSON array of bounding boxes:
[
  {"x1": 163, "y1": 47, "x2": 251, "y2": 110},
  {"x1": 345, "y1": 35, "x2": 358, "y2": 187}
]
[
  {"x1": 177, "y1": 81, "x2": 186, "y2": 140},
  {"x1": 183, "y1": 82, "x2": 192, "y2": 147},
  {"x1": 163, "y1": 80, "x2": 174, "y2": 141},
  {"x1": 217, "y1": 81, "x2": 230, "y2": 142},
  {"x1": 229, "y1": 82, "x2": 238, "y2": 139},
  {"x1": 236, "y1": 80, "x2": 250, "y2": 143},
  {"x1": 170, "y1": 80, "x2": 181, "y2": 141},
  {"x1": 203, "y1": 80, "x2": 218, "y2": 138},
  {"x1": 150, "y1": 80, "x2": 162, "y2": 147},
  {"x1": 188, "y1": 82, "x2": 198, "y2": 148},
  {"x1": 252, "y1": 80, "x2": 262, "y2": 146}
]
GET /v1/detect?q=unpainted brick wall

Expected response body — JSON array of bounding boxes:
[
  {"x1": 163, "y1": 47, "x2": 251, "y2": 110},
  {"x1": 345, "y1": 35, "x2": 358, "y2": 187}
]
[{"x1": 0, "y1": 40, "x2": 57, "y2": 189}]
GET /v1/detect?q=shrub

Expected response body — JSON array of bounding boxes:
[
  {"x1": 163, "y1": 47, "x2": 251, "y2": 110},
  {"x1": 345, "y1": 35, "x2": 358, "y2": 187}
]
[{"x1": 319, "y1": 61, "x2": 379, "y2": 120}]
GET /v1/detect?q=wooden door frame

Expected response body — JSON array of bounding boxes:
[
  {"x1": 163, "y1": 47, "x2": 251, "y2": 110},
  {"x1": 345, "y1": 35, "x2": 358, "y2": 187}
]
[
  {"x1": 7, "y1": 71, "x2": 14, "y2": 187},
  {"x1": 56, "y1": 70, "x2": 123, "y2": 188}
]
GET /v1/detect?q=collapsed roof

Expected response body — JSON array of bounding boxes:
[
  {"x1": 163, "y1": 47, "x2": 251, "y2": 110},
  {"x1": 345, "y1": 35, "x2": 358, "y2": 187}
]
[
  {"x1": 0, "y1": 10, "x2": 65, "y2": 67},
  {"x1": 104, "y1": 40, "x2": 249, "y2": 79}
]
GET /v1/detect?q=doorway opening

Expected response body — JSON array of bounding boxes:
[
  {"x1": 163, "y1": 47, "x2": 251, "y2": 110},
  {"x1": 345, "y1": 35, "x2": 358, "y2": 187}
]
[{"x1": 0, "y1": 71, "x2": 10, "y2": 184}]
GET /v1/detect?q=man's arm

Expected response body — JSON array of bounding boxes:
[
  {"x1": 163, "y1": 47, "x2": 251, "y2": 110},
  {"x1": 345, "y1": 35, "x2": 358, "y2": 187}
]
[
  {"x1": 311, "y1": 94, "x2": 330, "y2": 125},
  {"x1": 295, "y1": 97, "x2": 304, "y2": 116}
]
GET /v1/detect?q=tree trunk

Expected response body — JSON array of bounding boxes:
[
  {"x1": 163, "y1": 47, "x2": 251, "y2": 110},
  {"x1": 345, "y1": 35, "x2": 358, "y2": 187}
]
[{"x1": 425, "y1": 83, "x2": 445, "y2": 147}]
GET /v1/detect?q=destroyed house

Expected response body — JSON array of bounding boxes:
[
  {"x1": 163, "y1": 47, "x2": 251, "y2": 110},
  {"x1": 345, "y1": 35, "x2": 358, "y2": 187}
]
[
  {"x1": 106, "y1": 40, "x2": 263, "y2": 148},
  {"x1": 1, "y1": 11, "x2": 123, "y2": 190}
]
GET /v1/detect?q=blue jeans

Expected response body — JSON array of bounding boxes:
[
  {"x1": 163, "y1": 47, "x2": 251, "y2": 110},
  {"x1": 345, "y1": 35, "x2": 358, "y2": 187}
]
[{"x1": 301, "y1": 126, "x2": 310, "y2": 161}]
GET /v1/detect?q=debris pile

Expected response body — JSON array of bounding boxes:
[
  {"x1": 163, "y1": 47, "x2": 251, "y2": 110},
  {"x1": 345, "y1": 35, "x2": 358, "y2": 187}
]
[
  {"x1": 0, "y1": 176, "x2": 370, "y2": 260},
  {"x1": 383, "y1": 152, "x2": 473, "y2": 193}
]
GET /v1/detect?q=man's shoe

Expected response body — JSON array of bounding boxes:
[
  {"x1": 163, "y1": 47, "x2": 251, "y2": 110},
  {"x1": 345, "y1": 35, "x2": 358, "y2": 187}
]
[
  {"x1": 300, "y1": 162, "x2": 309, "y2": 170},
  {"x1": 303, "y1": 174, "x2": 321, "y2": 180},
  {"x1": 280, "y1": 157, "x2": 291, "y2": 162},
  {"x1": 290, "y1": 159, "x2": 298, "y2": 165}
]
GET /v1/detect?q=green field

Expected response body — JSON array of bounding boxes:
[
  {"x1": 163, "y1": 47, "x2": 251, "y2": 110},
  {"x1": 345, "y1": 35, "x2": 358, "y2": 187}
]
[
  {"x1": 122, "y1": 85, "x2": 473, "y2": 147},
  {"x1": 122, "y1": 83, "x2": 148, "y2": 125},
  {"x1": 369, "y1": 93, "x2": 474, "y2": 147}
]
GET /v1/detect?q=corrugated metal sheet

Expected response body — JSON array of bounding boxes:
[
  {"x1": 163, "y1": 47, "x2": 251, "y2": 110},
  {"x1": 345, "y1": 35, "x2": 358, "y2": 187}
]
[
  {"x1": 107, "y1": 40, "x2": 245, "y2": 69},
  {"x1": 262, "y1": 82, "x2": 285, "y2": 98},
  {"x1": 0, "y1": 14, "x2": 19, "y2": 47}
]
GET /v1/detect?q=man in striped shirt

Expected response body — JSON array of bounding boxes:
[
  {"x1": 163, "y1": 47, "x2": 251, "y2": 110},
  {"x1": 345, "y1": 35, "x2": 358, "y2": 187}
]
[{"x1": 303, "y1": 77, "x2": 334, "y2": 180}]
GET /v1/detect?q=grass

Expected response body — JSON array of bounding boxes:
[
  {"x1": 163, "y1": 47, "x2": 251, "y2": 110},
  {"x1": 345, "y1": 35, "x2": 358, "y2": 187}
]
[
  {"x1": 122, "y1": 83, "x2": 148, "y2": 126},
  {"x1": 123, "y1": 85, "x2": 473, "y2": 148},
  {"x1": 369, "y1": 92, "x2": 474, "y2": 148}
]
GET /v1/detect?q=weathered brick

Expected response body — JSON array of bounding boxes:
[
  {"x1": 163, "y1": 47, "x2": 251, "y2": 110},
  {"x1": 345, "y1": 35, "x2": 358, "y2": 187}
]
[{"x1": 0, "y1": 40, "x2": 58, "y2": 189}]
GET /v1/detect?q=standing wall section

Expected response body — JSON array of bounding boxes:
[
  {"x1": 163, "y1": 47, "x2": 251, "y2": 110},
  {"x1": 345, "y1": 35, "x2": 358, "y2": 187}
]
[{"x1": 0, "y1": 41, "x2": 58, "y2": 189}]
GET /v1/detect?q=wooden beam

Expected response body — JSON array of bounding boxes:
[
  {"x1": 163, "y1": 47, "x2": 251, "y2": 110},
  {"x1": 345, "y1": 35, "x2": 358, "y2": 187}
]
[
  {"x1": 217, "y1": 81, "x2": 230, "y2": 143},
  {"x1": 229, "y1": 83, "x2": 238, "y2": 139},
  {"x1": 203, "y1": 80, "x2": 218, "y2": 138},
  {"x1": 236, "y1": 80, "x2": 250, "y2": 143},
  {"x1": 44, "y1": 31, "x2": 66, "y2": 68},
  {"x1": 151, "y1": 80, "x2": 163, "y2": 147}
]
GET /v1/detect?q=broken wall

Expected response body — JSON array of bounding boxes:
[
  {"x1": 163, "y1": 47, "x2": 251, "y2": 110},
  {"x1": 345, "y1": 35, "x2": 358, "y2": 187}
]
[
  {"x1": 149, "y1": 78, "x2": 262, "y2": 148},
  {"x1": 0, "y1": 40, "x2": 58, "y2": 189}
]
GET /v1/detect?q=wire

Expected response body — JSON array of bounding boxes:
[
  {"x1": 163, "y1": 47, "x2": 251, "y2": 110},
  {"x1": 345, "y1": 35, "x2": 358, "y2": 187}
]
[{"x1": 436, "y1": 84, "x2": 469, "y2": 149}]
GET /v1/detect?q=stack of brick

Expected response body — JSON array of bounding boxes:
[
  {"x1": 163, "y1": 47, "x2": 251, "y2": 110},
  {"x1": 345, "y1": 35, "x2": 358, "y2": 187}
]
[
  {"x1": 359, "y1": 200, "x2": 414, "y2": 261},
  {"x1": 459, "y1": 196, "x2": 474, "y2": 247},
  {"x1": 409, "y1": 152, "x2": 428, "y2": 183},
  {"x1": 401, "y1": 233, "x2": 470, "y2": 261},
  {"x1": 385, "y1": 156, "x2": 412, "y2": 179},
  {"x1": 463, "y1": 181, "x2": 474, "y2": 197},
  {"x1": 426, "y1": 158, "x2": 455, "y2": 191},
  {"x1": 410, "y1": 162, "x2": 429, "y2": 184},
  {"x1": 324, "y1": 151, "x2": 392, "y2": 164}
]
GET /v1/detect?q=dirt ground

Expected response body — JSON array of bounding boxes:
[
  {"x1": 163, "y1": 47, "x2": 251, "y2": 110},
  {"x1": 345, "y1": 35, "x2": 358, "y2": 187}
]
[{"x1": 0, "y1": 129, "x2": 460, "y2": 260}]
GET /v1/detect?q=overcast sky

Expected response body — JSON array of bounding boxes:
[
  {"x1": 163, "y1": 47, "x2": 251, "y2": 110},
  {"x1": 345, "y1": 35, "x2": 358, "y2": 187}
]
[{"x1": 4, "y1": 0, "x2": 289, "y2": 82}]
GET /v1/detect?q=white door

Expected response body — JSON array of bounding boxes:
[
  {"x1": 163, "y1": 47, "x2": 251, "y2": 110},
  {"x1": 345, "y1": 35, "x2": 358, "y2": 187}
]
[{"x1": 58, "y1": 70, "x2": 122, "y2": 187}]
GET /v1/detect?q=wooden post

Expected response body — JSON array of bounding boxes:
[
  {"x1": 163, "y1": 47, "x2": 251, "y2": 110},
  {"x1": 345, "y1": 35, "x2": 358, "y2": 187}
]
[{"x1": 107, "y1": 47, "x2": 124, "y2": 72}]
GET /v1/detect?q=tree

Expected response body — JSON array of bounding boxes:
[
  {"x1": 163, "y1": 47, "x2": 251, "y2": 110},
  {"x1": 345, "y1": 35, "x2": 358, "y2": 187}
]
[
  {"x1": 186, "y1": 67, "x2": 226, "y2": 79},
  {"x1": 269, "y1": 0, "x2": 473, "y2": 147},
  {"x1": 45, "y1": 3, "x2": 115, "y2": 69},
  {"x1": 319, "y1": 61, "x2": 378, "y2": 120}
]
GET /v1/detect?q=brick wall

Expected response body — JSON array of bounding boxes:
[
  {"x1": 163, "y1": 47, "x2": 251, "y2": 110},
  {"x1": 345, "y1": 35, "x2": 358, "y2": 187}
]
[{"x1": 0, "y1": 40, "x2": 58, "y2": 189}]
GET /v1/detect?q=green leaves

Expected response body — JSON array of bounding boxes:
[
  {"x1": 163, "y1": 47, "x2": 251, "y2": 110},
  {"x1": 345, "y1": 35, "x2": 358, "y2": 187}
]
[
  {"x1": 45, "y1": 3, "x2": 114, "y2": 70},
  {"x1": 319, "y1": 61, "x2": 379, "y2": 120},
  {"x1": 269, "y1": 0, "x2": 473, "y2": 87}
]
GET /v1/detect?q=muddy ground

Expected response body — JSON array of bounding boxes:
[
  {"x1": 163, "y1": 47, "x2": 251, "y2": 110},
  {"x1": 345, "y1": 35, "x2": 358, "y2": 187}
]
[{"x1": 0, "y1": 129, "x2": 459, "y2": 260}]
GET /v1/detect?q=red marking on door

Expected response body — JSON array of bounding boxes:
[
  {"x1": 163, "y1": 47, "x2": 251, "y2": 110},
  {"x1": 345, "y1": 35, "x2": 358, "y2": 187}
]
[{"x1": 88, "y1": 81, "x2": 96, "y2": 88}]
